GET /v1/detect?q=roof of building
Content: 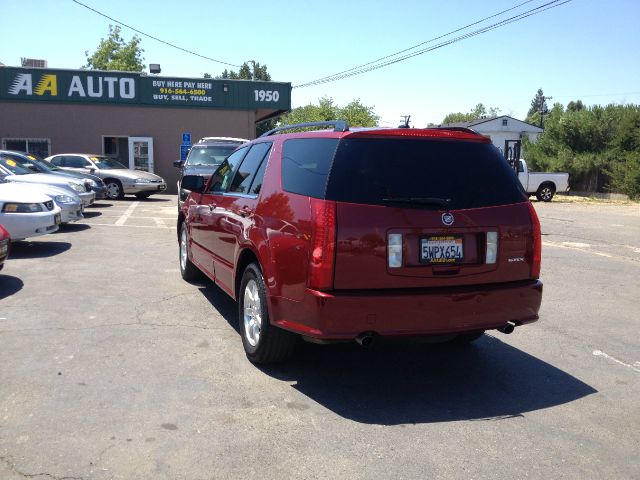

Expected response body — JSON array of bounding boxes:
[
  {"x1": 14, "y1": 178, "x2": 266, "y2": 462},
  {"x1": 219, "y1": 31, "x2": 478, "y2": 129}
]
[{"x1": 439, "y1": 115, "x2": 543, "y2": 132}]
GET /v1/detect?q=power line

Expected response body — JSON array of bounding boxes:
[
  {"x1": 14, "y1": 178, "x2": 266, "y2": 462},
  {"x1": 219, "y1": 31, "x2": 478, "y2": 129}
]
[
  {"x1": 300, "y1": 0, "x2": 538, "y2": 87},
  {"x1": 71, "y1": 0, "x2": 241, "y2": 68},
  {"x1": 295, "y1": 0, "x2": 572, "y2": 89},
  {"x1": 553, "y1": 92, "x2": 640, "y2": 98}
]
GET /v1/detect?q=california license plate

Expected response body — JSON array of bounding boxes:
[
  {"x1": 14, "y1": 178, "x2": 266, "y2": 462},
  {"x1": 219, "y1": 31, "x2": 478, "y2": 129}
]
[{"x1": 421, "y1": 236, "x2": 464, "y2": 264}]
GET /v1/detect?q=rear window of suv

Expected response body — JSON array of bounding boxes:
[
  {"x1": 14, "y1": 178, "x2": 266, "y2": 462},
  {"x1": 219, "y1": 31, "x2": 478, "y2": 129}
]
[
  {"x1": 186, "y1": 145, "x2": 240, "y2": 166},
  {"x1": 282, "y1": 137, "x2": 527, "y2": 209}
]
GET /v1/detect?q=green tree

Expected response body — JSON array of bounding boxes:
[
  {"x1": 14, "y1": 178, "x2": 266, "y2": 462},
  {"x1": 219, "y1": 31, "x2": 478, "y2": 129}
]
[
  {"x1": 218, "y1": 61, "x2": 271, "y2": 81},
  {"x1": 84, "y1": 25, "x2": 145, "y2": 72},
  {"x1": 524, "y1": 102, "x2": 640, "y2": 198},
  {"x1": 526, "y1": 88, "x2": 549, "y2": 125},
  {"x1": 217, "y1": 61, "x2": 274, "y2": 135},
  {"x1": 203, "y1": 73, "x2": 212, "y2": 79},
  {"x1": 441, "y1": 103, "x2": 500, "y2": 124},
  {"x1": 279, "y1": 97, "x2": 379, "y2": 128},
  {"x1": 566, "y1": 99, "x2": 585, "y2": 112}
]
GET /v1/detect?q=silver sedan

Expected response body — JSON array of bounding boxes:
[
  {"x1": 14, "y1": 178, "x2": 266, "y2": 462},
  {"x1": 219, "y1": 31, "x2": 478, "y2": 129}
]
[{"x1": 45, "y1": 154, "x2": 167, "y2": 200}]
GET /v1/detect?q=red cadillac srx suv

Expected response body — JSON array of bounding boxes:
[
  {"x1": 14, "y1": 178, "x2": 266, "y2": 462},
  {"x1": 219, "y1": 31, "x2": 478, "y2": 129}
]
[{"x1": 178, "y1": 121, "x2": 543, "y2": 364}]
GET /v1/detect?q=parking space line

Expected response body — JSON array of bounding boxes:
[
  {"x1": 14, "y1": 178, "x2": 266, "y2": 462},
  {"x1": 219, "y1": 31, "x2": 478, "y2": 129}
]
[
  {"x1": 87, "y1": 223, "x2": 172, "y2": 229},
  {"x1": 593, "y1": 350, "x2": 640, "y2": 373},
  {"x1": 114, "y1": 201, "x2": 140, "y2": 226},
  {"x1": 154, "y1": 217, "x2": 166, "y2": 227},
  {"x1": 542, "y1": 240, "x2": 640, "y2": 262}
]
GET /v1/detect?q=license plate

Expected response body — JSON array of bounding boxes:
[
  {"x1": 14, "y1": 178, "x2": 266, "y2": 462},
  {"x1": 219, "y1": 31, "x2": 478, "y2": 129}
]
[
  {"x1": 421, "y1": 236, "x2": 463, "y2": 264},
  {"x1": 54, "y1": 213, "x2": 61, "y2": 225}
]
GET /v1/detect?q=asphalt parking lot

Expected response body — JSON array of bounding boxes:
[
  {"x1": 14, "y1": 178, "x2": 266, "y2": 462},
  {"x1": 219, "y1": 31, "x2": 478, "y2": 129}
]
[{"x1": 1, "y1": 195, "x2": 639, "y2": 479}]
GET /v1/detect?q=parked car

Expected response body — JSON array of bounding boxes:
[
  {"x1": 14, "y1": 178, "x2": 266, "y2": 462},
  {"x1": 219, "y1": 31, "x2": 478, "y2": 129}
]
[
  {"x1": 0, "y1": 182, "x2": 61, "y2": 241},
  {"x1": 0, "y1": 150, "x2": 107, "y2": 199},
  {"x1": 0, "y1": 159, "x2": 95, "y2": 208},
  {"x1": 173, "y1": 137, "x2": 248, "y2": 210},
  {"x1": 518, "y1": 159, "x2": 569, "y2": 202},
  {"x1": 0, "y1": 173, "x2": 83, "y2": 224},
  {"x1": 178, "y1": 121, "x2": 543, "y2": 363},
  {"x1": 0, "y1": 224, "x2": 9, "y2": 270},
  {"x1": 44, "y1": 154, "x2": 167, "y2": 200}
]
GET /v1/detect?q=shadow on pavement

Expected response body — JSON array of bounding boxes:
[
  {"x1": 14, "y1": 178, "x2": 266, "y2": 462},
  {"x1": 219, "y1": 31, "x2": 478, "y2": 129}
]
[
  {"x1": 198, "y1": 281, "x2": 239, "y2": 334},
  {"x1": 8, "y1": 241, "x2": 71, "y2": 259},
  {"x1": 81, "y1": 210, "x2": 102, "y2": 219},
  {"x1": 0, "y1": 274, "x2": 23, "y2": 299},
  {"x1": 89, "y1": 202, "x2": 113, "y2": 208},
  {"x1": 124, "y1": 196, "x2": 171, "y2": 202},
  {"x1": 197, "y1": 281, "x2": 597, "y2": 425},
  {"x1": 58, "y1": 223, "x2": 91, "y2": 233}
]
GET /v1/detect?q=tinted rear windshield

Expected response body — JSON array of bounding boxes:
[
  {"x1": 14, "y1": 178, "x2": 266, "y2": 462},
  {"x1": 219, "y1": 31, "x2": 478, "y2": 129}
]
[
  {"x1": 281, "y1": 137, "x2": 526, "y2": 209},
  {"x1": 186, "y1": 145, "x2": 238, "y2": 166}
]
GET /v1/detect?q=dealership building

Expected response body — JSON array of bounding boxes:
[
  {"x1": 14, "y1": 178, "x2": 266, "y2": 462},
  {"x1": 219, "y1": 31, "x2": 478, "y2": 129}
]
[{"x1": 0, "y1": 66, "x2": 291, "y2": 193}]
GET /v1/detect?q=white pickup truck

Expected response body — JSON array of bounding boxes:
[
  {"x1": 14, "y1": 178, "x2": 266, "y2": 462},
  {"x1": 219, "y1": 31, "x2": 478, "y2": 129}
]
[{"x1": 517, "y1": 159, "x2": 569, "y2": 202}]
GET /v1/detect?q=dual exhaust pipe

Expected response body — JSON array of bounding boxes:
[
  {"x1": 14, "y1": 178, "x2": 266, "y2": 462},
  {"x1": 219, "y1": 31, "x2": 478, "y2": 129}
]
[
  {"x1": 498, "y1": 321, "x2": 517, "y2": 334},
  {"x1": 355, "y1": 321, "x2": 516, "y2": 347}
]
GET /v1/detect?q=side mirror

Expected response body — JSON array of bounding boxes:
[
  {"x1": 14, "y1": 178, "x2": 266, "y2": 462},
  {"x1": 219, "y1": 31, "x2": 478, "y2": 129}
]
[
  {"x1": 89, "y1": 168, "x2": 96, "y2": 173},
  {"x1": 181, "y1": 175, "x2": 205, "y2": 193},
  {"x1": 173, "y1": 160, "x2": 184, "y2": 168}
]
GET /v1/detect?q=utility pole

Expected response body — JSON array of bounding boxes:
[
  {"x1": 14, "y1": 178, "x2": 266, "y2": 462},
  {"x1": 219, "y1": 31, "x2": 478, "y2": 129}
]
[
  {"x1": 246, "y1": 60, "x2": 256, "y2": 80},
  {"x1": 540, "y1": 95, "x2": 552, "y2": 128},
  {"x1": 399, "y1": 115, "x2": 411, "y2": 128}
]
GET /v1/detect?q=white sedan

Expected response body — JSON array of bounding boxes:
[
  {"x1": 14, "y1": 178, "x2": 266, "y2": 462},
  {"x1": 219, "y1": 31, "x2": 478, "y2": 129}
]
[
  {"x1": 2, "y1": 181, "x2": 83, "y2": 224},
  {"x1": 0, "y1": 161, "x2": 95, "y2": 207},
  {"x1": 0, "y1": 183, "x2": 62, "y2": 241}
]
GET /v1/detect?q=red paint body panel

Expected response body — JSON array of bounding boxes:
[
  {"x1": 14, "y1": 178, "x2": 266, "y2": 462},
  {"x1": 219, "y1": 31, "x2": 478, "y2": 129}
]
[
  {"x1": 271, "y1": 280, "x2": 542, "y2": 339},
  {"x1": 0, "y1": 224, "x2": 9, "y2": 270},
  {"x1": 181, "y1": 127, "x2": 543, "y2": 341}
]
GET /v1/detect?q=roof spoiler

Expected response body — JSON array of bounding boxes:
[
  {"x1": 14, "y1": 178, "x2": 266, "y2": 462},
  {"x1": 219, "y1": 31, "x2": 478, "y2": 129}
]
[
  {"x1": 434, "y1": 126, "x2": 481, "y2": 135},
  {"x1": 260, "y1": 120, "x2": 349, "y2": 137}
]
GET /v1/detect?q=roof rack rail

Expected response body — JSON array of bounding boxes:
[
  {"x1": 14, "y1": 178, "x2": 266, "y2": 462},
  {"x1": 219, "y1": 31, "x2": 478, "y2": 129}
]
[
  {"x1": 260, "y1": 120, "x2": 349, "y2": 137},
  {"x1": 434, "y1": 126, "x2": 480, "y2": 135}
]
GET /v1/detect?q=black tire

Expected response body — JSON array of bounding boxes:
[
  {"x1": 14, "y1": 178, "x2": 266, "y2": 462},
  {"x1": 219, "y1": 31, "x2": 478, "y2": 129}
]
[
  {"x1": 179, "y1": 223, "x2": 202, "y2": 282},
  {"x1": 239, "y1": 263, "x2": 298, "y2": 364},
  {"x1": 535, "y1": 183, "x2": 556, "y2": 202},
  {"x1": 135, "y1": 192, "x2": 152, "y2": 200},
  {"x1": 105, "y1": 179, "x2": 124, "y2": 200},
  {"x1": 452, "y1": 331, "x2": 485, "y2": 344}
]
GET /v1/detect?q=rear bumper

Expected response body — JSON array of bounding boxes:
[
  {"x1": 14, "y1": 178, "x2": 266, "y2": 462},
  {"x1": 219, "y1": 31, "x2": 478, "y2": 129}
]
[
  {"x1": 271, "y1": 280, "x2": 542, "y2": 339},
  {"x1": 123, "y1": 183, "x2": 167, "y2": 194}
]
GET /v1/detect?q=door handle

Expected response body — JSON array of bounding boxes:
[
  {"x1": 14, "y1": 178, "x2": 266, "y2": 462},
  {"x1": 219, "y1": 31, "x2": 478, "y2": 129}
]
[{"x1": 239, "y1": 206, "x2": 252, "y2": 217}]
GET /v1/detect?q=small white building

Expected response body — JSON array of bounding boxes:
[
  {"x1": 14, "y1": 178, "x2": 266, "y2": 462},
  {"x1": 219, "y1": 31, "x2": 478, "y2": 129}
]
[{"x1": 440, "y1": 115, "x2": 543, "y2": 160}]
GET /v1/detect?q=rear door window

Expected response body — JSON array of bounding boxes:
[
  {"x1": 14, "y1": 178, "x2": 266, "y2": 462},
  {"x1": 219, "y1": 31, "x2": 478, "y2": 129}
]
[
  {"x1": 325, "y1": 138, "x2": 527, "y2": 210},
  {"x1": 49, "y1": 155, "x2": 64, "y2": 167},
  {"x1": 66, "y1": 156, "x2": 90, "y2": 168},
  {"x1": 208, "y1": 147, "x2": 249, "y2": 193},
  {"x1": 281, "y1": 138, "x2": 339, "y2": 198},
  {"x1": 228, "y1": 142, "x2": 272, "y2": 194}
]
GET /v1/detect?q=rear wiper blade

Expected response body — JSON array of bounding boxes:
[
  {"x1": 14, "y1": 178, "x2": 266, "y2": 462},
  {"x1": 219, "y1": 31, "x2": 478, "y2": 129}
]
[{"x1": 382, "y1": 197, "x2": 451, "y2": 207}]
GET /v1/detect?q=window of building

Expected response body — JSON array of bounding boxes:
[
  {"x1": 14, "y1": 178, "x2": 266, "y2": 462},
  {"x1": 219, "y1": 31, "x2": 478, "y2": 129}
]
[
  {"x1": 2, "y1": 138, "x2": 51, "y2": 158},
  {"x1": 502, "y1": 118, "x2": 508, "y2": 126}
]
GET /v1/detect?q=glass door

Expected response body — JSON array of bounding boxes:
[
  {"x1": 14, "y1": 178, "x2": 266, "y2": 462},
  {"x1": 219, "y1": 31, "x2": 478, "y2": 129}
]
[{"x1": 128, "y1": 137, "x2": 154, "y2": 172}]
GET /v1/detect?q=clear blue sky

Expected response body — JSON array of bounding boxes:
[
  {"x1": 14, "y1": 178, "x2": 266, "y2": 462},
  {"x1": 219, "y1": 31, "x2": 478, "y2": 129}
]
[{"x1": 2, "y1": 0, "x2": 639, "y2": 127}]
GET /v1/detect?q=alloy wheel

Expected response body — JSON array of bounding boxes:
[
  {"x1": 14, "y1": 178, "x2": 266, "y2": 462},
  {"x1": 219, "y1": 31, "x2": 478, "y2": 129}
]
[
  {"x1": 180, "y1": 227, "x2": 188, "y2": 271},
  {"x1": 243, "y1": 279, "x2": 262, "y2": 347}
]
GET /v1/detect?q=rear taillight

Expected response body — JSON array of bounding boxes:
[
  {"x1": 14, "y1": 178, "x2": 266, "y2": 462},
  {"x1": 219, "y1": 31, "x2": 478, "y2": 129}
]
[
  {"x1": 486, "y1": 231, "x2": 498, "y2": 264},
  {"x1": 388, "y1": 233, "x2": 403, "y2": 268},
  {"x1": 528, "y1": 202, "x2": 542, "y2": 278},
  {"x1": 308, "y1": 198, "x2": 336, "y2": 290}
]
